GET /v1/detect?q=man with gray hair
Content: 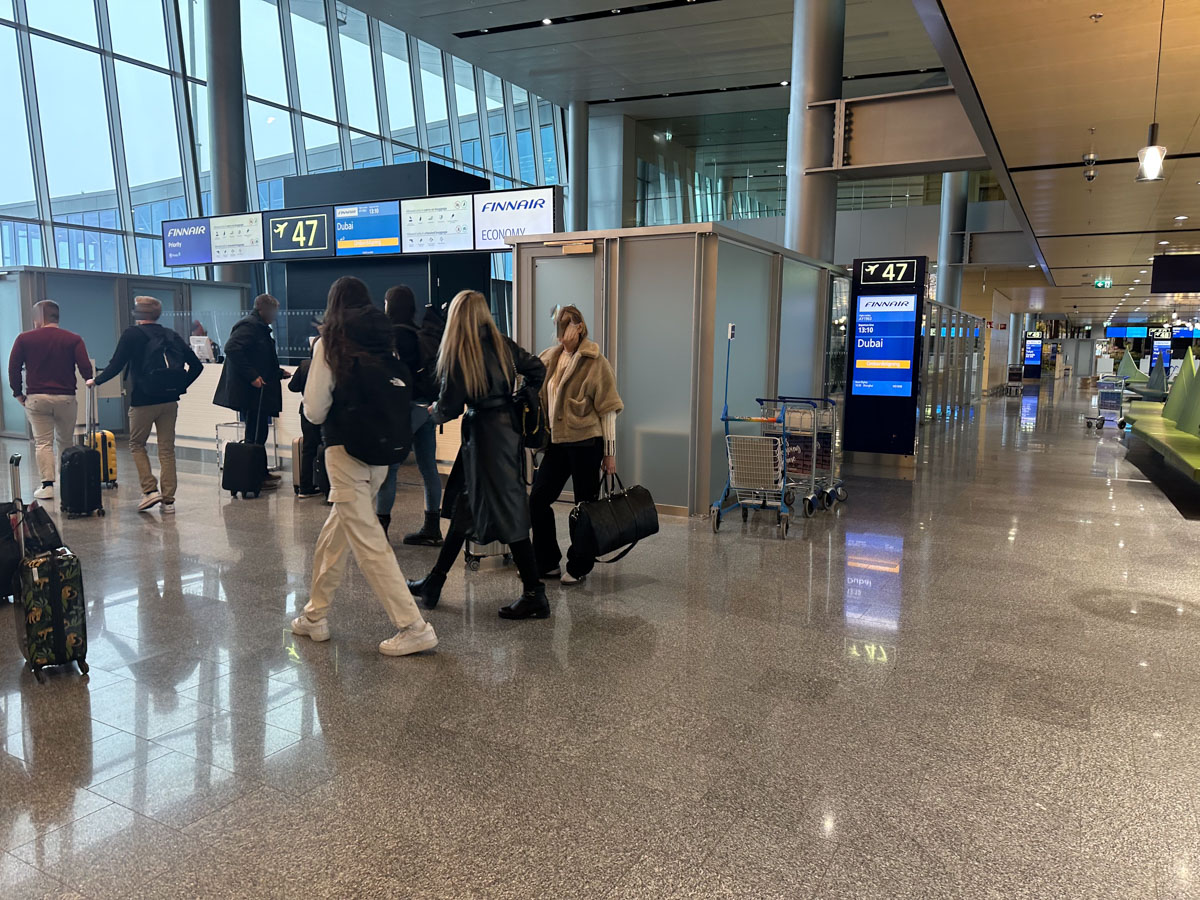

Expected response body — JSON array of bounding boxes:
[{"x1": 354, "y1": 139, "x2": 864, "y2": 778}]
[
  {"x1": 7, "y1": 299, "x2": 93, "y2": 500},
  {"x1": 90, "y1": 296, "x2": 202, "y2": 514}
]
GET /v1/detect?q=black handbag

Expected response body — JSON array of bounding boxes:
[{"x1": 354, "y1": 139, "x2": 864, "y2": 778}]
[{"x1": 569, "y1": 473, "x2": 658, "y2": 563}]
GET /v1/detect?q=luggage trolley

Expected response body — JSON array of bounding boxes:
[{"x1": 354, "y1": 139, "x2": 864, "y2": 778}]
[
  {"x1": 758, "y1": 396, "x2": 848, "y2": 516},
  {"x1": 1096, "y1": 375, "x2": 1125, "y2": 429},
  {"x1": 713, "y1": 421, "x2": 792, "y2": 539}
]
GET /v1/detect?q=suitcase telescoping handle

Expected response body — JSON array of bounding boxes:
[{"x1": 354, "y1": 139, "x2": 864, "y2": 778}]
[
  {"x1": 9, "y1": 453, "x2": 24, "y2": 559},
  {"x1": 86, "y1": 382, "x2": 97, "y2": 446}
]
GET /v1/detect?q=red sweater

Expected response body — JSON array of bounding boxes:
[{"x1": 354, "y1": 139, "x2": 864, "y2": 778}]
[{"x1": 8, "y1": 327, "x2": 93, "y2": 397}]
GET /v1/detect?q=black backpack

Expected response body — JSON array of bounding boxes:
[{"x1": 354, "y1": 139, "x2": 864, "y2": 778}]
[
  {"x1": 331, "y1": 353, "x2": 414, "y2": 466},
  {"x1": 142, "y1": 328, "x2": 191, "y2": 400}
]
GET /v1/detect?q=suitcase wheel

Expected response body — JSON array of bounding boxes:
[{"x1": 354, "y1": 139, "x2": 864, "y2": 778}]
[
  {"x1": 466, "y1": 557, "x2": 481, "y2": 571},
  {"x1": 98, "y1": 509, "x2": 106, "y2": 517},
  {"x1": 77, "y1": 659, "x2": 89, "y2": 675},
  {"x1": 250, "y1": 491, "x2": 260, "y2": 499},
  {"x1": 31, "y1": 665, "x2": 45, "y2": 684},
  {"x1": 293, "y1": 485, "x2": 300, "y2": 495},
  {"x1": 230, "y1": 491, "x2": 237, "y2": 498}
]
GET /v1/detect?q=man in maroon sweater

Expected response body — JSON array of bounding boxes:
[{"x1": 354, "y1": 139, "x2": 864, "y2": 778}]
[{"x1": 8, "y1": 300, "x2": 93, "y2": 500}]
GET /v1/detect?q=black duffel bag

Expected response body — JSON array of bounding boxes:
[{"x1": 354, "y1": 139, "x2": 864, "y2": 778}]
[{"x1": 569, "y1": 473, "x2": 659, "y2": 563}]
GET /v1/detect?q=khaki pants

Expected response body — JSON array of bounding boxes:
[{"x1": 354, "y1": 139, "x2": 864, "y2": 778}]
[
  {"x1": 305, "y1": 444, "x2": 422, "y2": 628},
  {"x1": 128, "y1": 402, "x2": 178, "y2": 502},
  {"x1": 25, "y1": 394, "x2": 78, "y2": 484}
]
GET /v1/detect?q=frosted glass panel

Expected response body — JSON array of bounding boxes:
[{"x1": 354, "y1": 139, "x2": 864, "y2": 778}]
[
  {"x1": 778, "y1": 258, "x2": 820, "y2": 397},
  {"x1": 615, "y1": 236, "x2": 696, "y2": 509},
  {"x1": 0, "y1": 276, "x2": 24, "y2": 432},
  {"x1": 711, "y1": 241, "x2": 773, "y2": 505},
  {"x1": 530, "y1": 255, "x2": 594, "y2": 356},
  {"x1": 43, "y1": 273, "x2": 124, "y2": 432}
]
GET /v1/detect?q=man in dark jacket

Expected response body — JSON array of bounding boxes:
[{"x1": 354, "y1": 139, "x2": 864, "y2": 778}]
[
  {"x1": 213, "y1": 294, "x2": 289, "y2": 488},
  {"x1": 89, "y1": 296, "x2": 202, "y2": 514}
]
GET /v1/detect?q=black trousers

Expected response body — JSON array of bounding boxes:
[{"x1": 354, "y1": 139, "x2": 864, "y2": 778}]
[
  {"x1": 530, "y1": 438, "x2": 604, "y2": 578},
  {"x1": 433, "y1": 495, "x2": 541, "y2": 593},
  {"x1": 240, "y1": 399, "x2": 271, "y2": 474},
  {"x1": 299, "y1": 413, "x2": 321, "y2": 492}
]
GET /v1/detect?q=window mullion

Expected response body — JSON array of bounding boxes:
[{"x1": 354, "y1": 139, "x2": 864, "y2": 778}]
[
  {"x1": 368, "y1": 16, "x2": 392, "y2": 164},
  {"x1": 324, "y1": 0, "x2": 351, "y2": 168},
  {"x1": 95, "y1": 0, "x2": 137, "y2": 271},
  {"x1": 406, "y1": 32, "x2": 428, "y2": 159},
  {"x1": 12, "y1": 0, "x2": 57, "y2": 266}
]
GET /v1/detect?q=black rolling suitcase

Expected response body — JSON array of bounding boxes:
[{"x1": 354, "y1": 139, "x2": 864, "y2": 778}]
[
  {"x1": 60, "y1": 385, "x2": 105, "y2": 519},
  {"x1": 222, "y1": 442, "x2": 266, "y2": 499},
  {"x1": 8, "y1": 454, "x2": 89, "y2": 681},
  {"x1": 313, "y1": 444, "x2": 331, "y2": 496}
]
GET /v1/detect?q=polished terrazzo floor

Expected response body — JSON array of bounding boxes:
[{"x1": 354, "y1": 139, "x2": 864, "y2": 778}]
[{"x1": 2, "y1": 381, "x2": 1199, "y2": 898}]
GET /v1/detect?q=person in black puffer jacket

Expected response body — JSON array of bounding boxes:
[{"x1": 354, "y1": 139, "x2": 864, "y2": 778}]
[{"x1": 290, "y1": 276, "x2": 438, "y2": 658}]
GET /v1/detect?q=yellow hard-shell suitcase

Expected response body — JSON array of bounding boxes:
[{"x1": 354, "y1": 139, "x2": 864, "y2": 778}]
[{"x1": 86, "y1": 430, "x2": 118, "y2": 487}]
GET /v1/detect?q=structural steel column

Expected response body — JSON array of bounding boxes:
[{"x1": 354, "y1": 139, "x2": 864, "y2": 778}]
[
  {"x1": 207, "y1": 0, "x2": 250, "y2": 283},
  {"x1": 567, "y1": 100, "x2": 589, "y2": 231},
  {"x1": 935, "y1": 171, "x2": 968, "y2": 308},
  {"x1": 783, "y1": 0, "x2": 844, "y2": 260},
  {"x1": 1008, "y1": 313, "x2": 1021, "y2": 365}
]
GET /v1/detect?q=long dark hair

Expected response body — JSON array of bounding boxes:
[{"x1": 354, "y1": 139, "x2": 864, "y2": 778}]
[{"x1": 321, "y1": 276, "x2": 374, "y2": 383}]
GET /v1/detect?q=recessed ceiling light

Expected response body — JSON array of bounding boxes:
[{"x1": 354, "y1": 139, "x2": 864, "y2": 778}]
[
  {"x1": 1159, "y1": 240, "x2": 1170, "y2": 245},
  {"x1": 1134, "y1": 279, "x2": 1141, "y2": 283},
  {"x1": 1140, "y1": 269, "x2": 1148, "y2": 273},
  {"x1": 1175, "y1": 215, "x2": 1189, "y2": 221},
  {"x1": 780, "y1": 80, "x2": 789, "y2": 86},
  {"x1": 1027, "y1": 264, "x2": 1037, "y2": 268},
  {"x1": 542, "y1": 17, "x2": 552, "y2": 25}
]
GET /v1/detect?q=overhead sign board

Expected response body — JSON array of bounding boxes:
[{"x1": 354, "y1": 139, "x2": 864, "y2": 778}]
[
  {"x1": 209, "y1": 213, "x2": 263, "y2": 263},
  {"x1": 401, "y1": 195, "x2": 473, "y2": 254},
  {"x1": 264, "y1": 207, "x2": 332, "y2": 259},
  {"x1": 335, "y1": 201, "x2": 400, "y2": 256},
  {"x1": 858, "y1": 258, "x2": 919, "y2": 286},
  {"x1": 473, "y1": 187, "x2": 556, "y2": 251},
  {"x1": 162, "y1": 217, "x2": 211, "y2": 267},
  {"x1": 1148, "y1": 326, "x2": 1172, "y2": 339}
]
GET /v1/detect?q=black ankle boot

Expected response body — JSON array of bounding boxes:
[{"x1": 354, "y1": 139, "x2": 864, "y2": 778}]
[
  {"x1": 378, "y1": 514, "x2": 391, "y2": 536},
  {"x1": 499, "y1": 584, "x2": 550, "y2": 620},
  {"x1": 403, "y1": 511, "x2": 444, "y2": 547},
  {"x1": 406, "y1": 571, "x2": 446, "y2": 610}
]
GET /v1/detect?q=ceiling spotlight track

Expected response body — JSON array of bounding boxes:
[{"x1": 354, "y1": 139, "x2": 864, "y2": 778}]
[{"x1": 455, "y1": 0, "x2": 722, "y2": 38}]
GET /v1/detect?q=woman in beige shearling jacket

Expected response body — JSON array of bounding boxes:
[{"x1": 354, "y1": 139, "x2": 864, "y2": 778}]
[{"x1": 530, "y1": 305, "x2": 623, "y2": 585}]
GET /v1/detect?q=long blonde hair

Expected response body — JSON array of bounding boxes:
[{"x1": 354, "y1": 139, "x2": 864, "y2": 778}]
[{"x1": 437, "y1": 290, "x2": 513, "y2": 399}]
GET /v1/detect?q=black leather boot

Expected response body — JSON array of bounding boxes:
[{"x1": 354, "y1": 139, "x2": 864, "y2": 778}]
[
  {"x1": 406, "y1": 571, "x2": 446, "y2": 610},
  {"x1": 378, "y1": 514, "x2": 391, "y2": 536},
  {"x1": 403, "y1": 511, "x2": 444, "y2": 547},
  {"x1": 498, "y1": 584, "x2": 550, "y2": 620}
]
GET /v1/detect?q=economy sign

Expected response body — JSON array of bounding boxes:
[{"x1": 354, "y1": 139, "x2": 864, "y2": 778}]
[{"x1": 472, "y1": 187, "x2": 556, "y2": 251}]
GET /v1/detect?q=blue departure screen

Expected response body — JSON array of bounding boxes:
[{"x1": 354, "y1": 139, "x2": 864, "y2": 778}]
[
  {"x1": 1107, "y1": 326, "x2": 1127, "y2": 338},
  {"x1": 162, "y1": 217, "x2": 212, "y2": 266},
  {"x1": 1126, "y1": 326, "x2": 1148, "y2": 338},
  {"x1": 1152, "y1": 340, "x2": 1171, "y2": 369},
  {"x1": 1024, "y1": 341, "x2": 1043, "y2": 365},
  {"x1": 852, "y1": 294, "x2": 918, "y2": 398},
  {"x1": 334, "y1": 201, "x2": 401, "y2": 256},
  {"x1": 1174, "y1": 327, "x2": 1193, "y2": 339}
]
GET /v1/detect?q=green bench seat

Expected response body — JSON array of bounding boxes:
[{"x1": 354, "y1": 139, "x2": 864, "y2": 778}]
[
  {"x1": 1123, "y1": 400, "x2": 1164, "y2": 425},
  {"x1": 1128, "y1": 349, "x2": 1200, "y2": 482}
]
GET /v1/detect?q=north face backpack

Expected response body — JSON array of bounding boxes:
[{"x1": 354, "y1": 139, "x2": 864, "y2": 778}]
[
  {"x1": 142, "y1": 328, "x2": 191, "y2": 400},
  {"x1": 332, "y1": 353, "x2": 414, "y2": 466}
]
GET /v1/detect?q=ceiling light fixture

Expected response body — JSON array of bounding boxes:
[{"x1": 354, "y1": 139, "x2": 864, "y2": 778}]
[
  {"x1": 542, "y1": 17, "x2": 552, "y2": 25},
  {"x1": 1159, "y1": 240, "x2": 1170, "y2": 245},
  {"x1": 1028, "y1": 264, "x2": 1037, "y2": 268},
  {"x1": 1134, "y1": 279, "x2": 1142, "y2": 283},
  {"x1": 1175, "y1": 215, "x2": 1189, "y2": 221},
  {"x1": 1141, "y1": 269, "x2": 1149, "y2": 273},
  {"x1": 780, "y1": 80, "x2": 789, "y2": 86},
  {"x1": 1136, "y1": 0, "x2": 1168, "y2": 182}
]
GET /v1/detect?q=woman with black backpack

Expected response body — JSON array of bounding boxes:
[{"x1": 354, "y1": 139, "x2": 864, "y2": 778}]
[
  {"x1": 291, "y1": 276, "x2": 438, "y2": 657},
  {"x1": 406, "y1": 290, "x2": 549, "y2": 619}
]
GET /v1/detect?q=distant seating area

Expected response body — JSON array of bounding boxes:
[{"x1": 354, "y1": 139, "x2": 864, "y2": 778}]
[{"x1": 1125, "y1": 348, "x2": 1200, "y2": 480}]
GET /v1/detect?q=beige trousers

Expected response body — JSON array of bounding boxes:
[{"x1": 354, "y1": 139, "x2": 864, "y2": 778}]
[
  {"x1": 128, "y1": 402, "x2": 178, "y2": 502},
  {"x1": 24, "y1": 394, "x2": 77, "y2": 483},
  {"x1": 305, "y1": 444, "x2": 423, "y2": 628}
]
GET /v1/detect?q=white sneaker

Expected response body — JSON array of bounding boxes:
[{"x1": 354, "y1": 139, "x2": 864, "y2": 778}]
[
  {"x1": 160, "y1": 502, "x2": 175, "y2": 515},
  {"x1": 379, "y1": 621, "x2": 438, "y2": 656},
  {"x1": 291, "y1": 615, "x2": 330, "y2": 642},
  {"x1": 137, "y1": 492, "x2": 163, "y2": 512},
  {"x1": 33, "y1": 485, "x2": 53, "y2": 501},
  {"x1": 561, "y1": 572, "x2": 585, "y2": 586}
]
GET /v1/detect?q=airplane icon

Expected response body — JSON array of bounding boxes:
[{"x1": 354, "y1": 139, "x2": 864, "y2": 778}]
[
  {"x1": 863, "y1": 263, "x2": 880, "y2": 276},
  {"x1": 273, "y1": 222, "x2": 287, "y2": 238}
]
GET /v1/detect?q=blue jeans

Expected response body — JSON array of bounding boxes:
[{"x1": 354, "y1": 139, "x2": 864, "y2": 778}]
[{"x1": 375, "y1": 414, "x2": 441, "y2": 516}]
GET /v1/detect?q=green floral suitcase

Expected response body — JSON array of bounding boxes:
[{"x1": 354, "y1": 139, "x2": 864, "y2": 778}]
[{"x1": 14, "y1": 549, "x2": 89, "y2": 681}]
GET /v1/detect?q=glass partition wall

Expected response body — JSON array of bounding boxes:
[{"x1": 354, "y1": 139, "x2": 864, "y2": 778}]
[{"x1": 919, "y1": 299, "x2": 985, "y2": 422}]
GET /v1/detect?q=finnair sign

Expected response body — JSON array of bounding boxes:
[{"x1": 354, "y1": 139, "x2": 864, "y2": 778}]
[
  {"x1": 163, "y1": 217, "x2": 211, "y2": 266},
  {"x1": 473, "y1": 188, "x2": 556, "y2": 251}
]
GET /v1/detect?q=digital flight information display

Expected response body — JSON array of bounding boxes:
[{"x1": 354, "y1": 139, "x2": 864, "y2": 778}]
[
  {"x1": 401, "y1": 195, "x2": 473, "y2": 253},
  {"x1": 335, "y1": 201, "x2": 400, "y2": 256},
  {"x1": 265, "y1": 206, "x2": 332, "y2": 260},
  {"x1": 851, "y1": 294, "x2": 918, "y2": 397},
  {"x1": 1024, "y1": 340, "x2": 1043, "y2": 366}
]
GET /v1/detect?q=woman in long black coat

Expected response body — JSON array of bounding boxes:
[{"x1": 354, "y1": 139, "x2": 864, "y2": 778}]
[{"x1": 406, "y1": 290, "x2": 548, "y2": 620}]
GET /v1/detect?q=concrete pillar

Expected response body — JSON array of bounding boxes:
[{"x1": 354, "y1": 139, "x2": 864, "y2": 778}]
[
  {"x1": 935, "y1": 171, "x2": 969, "y2": 308},
  {"x1": 567, "y1": 100, "x2": 589, "y2": 231},
  {"x1": 207, "y1": 0, "x2": 249, "y2": 283},
  {"x1": 783, "y1": 0, "x2": 844, "y2": 261},
  {"x1": 718, "y1": 177, "x2": 732, "y2": 219}
]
